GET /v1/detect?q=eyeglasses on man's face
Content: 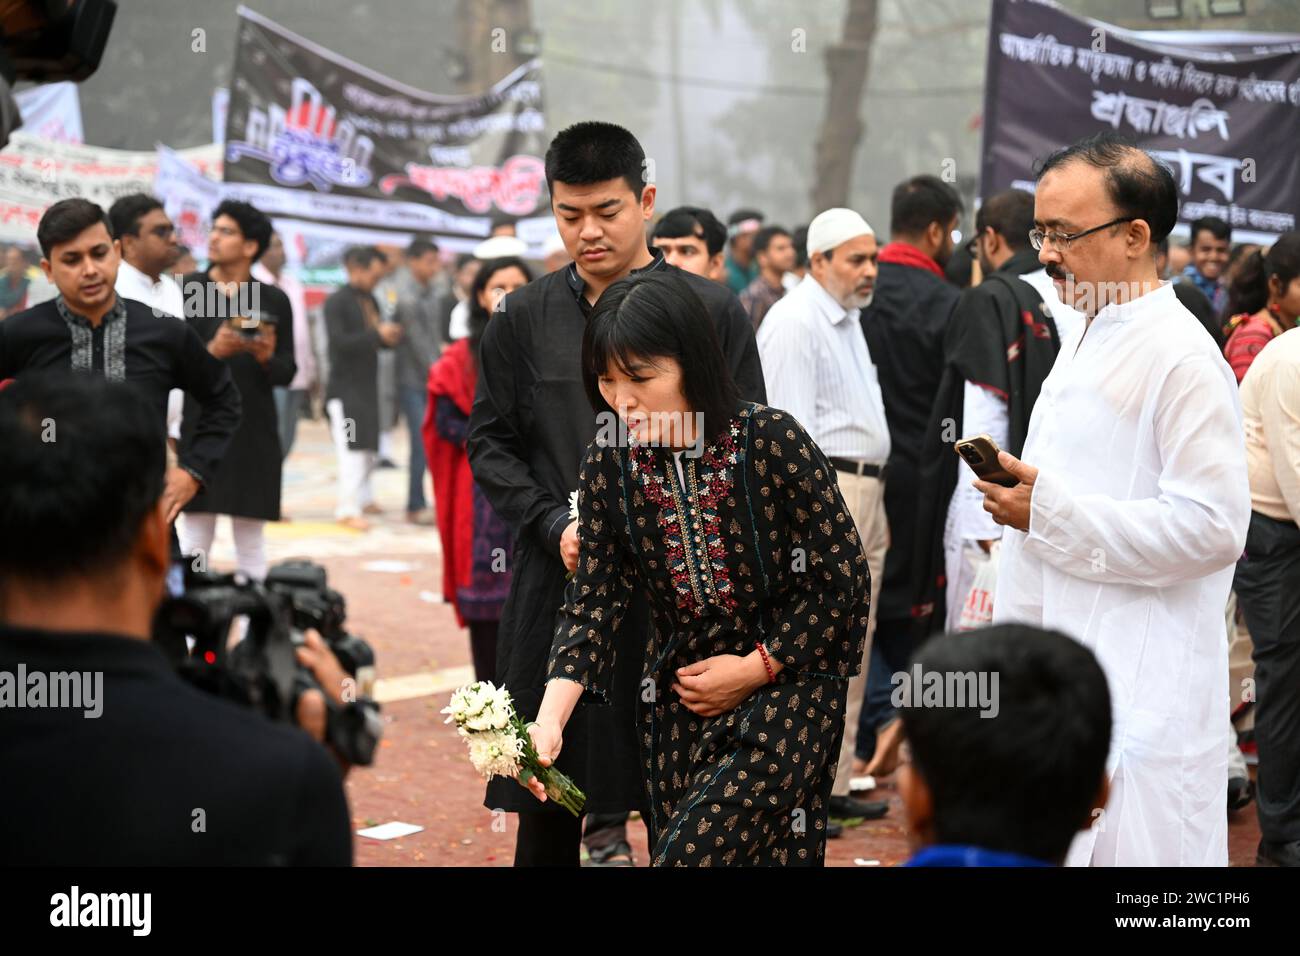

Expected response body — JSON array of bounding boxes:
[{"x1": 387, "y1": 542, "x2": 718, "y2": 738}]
[{"x1": 1029, "y1": 217, "x2": 1137, "y2": 252}]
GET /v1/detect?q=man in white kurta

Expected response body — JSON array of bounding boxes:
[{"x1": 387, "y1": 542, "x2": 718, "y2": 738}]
[{"x1": 978, "y1": 136, "x2": 1250, "y2": 866}]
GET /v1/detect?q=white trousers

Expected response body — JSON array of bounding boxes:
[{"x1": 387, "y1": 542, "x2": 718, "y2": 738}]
[
  {"x1": 178, "y1": 512, "x2": 268, "y2": 582},
  {"x1": 327, "y1": 398, "x2": 376, "y2": 519}
]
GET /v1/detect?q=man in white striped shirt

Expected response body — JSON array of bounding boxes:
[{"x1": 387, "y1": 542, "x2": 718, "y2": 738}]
[{"x1": 756, "y1": 207, "x2": 892, "y2": 823}]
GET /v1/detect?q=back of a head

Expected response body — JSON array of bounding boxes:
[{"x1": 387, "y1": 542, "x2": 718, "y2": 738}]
[
  {"x1": 108, "y1": 193, "x2": 164, "y2": 240},
  {"x1": 1229, "y1": 231, "x2": 1300, "y2": 317},
  {"x1": 0, "y1": 372, "x2": 165, "y2": 588},
  {"x1": 653, "y1": 206, "x2": 727, "y2": 257},
  {"x1": 791, "y1": 225, "x2": 809, "y2": 270},
  {"x1": 890, "y1": 175, "x2": 963, "y2": 238},
  {"x1": 1035, "y1": 132, "x2": 1179, "y2": 246},
  {"x1": 975, "y1": 189, "x2": 1035, "y2": 251},
  {"x1": 900, "y1": 624, "x2": 1112, "y2": 863},
  {"x1": 544, "y1": 120, "x2": 646, "y2": 199}
]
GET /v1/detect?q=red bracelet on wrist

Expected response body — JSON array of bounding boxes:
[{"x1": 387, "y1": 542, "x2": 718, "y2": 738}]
[{"x1": 755, "y1": 641, "x2": 776, "y2": 684}]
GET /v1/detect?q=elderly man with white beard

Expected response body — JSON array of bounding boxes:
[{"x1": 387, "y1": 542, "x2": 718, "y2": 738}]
[{"x1": 978, "y1": 132, "x2": 1250, "y2": 866}]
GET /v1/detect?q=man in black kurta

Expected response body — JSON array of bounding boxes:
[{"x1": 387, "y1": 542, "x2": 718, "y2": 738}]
[
  {"x1": 178, "y1": 201, "x2": 295, "y2": 580},
  {"x1": 0, "y1": 199, "x2": 240, "y2": 525},
  {"x1": 467, "y1": 119, "x2": 765, "y2": 866},
  {"x1": 855, "y1": 176, "x2": 962, "y2": 772},
  {"x1": 1, "y1": 295, "x2": 240, "y2": 489},
  {"x1": 323, "y1": 247, "x2": 403, "y2": 528}
]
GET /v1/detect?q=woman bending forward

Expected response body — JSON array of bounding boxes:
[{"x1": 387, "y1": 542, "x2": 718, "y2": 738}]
[{"x1": 526, "y1": 270, "x2": 871, "y2": 866}]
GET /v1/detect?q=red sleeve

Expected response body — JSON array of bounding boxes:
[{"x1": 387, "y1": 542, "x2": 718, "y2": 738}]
[{"x1": 1225, "y1": 324, "x2": 1274, "y2": 383}]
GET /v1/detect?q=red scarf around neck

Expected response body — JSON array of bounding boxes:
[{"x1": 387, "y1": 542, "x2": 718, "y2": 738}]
[{"x1": 878, "y1": 241, "x2": 946, "y2": 279}]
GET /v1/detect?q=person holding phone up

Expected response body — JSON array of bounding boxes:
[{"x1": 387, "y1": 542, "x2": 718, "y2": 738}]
[{"x1": 178, "y1": 201, "x2": 296, "y2": 581}]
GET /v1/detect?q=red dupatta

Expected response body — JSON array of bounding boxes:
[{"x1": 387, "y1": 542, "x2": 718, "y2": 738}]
[{"x1": 423, "y1": 339, "x2": 477, "y2": 627}]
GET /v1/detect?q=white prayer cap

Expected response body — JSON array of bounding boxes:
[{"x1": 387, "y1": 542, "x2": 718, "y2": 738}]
[
  {"x1": 806, "y1": 208, "x2": 874, "y2": 258},
  {"x1": 474, "y1": 235, "x2": 528, "y2": 259},
  {"x1": 542, "y1": 233, "x2": 567, "y2": 258}
]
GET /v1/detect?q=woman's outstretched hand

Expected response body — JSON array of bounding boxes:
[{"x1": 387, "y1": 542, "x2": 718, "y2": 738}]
[{"x1": 525, "y1": 720, "x2": 564, "y2": 802}]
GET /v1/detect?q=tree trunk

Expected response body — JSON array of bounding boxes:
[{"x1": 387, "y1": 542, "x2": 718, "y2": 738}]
[
  {"x1": 811, "y1": 0, "x2": 880, "y2": 215},
  {"x1": 456, "y1": 0, "x2": 536, "y2": 93},
  {"x1": 668, "y1": 0, "x2": 689, "y2": 196}
]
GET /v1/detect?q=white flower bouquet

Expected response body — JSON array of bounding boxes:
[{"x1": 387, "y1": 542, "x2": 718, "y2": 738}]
[{"x1": 440, "y1": 681, "x2": 586, "y2": 816}]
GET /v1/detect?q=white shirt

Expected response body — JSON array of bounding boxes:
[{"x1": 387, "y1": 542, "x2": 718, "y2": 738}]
[
  {"x1": 449, "y1": 298, "x2": 470, "y2": 340},
  {"x1": 755, "y1": 274, "x2": 891, "y2": 463},
  {"x1": 1239, "y1": 327, "x2": 1300, "y2": 524},
  {"x1": 116, "y1": 259, "x2": 186, "y2": 319},
  {"x1": 115, "y1": 260, "x2": 187, "y2": 439},
  {"x1": 993, "y1": 281, "x2": 1250, "y2": 866}
]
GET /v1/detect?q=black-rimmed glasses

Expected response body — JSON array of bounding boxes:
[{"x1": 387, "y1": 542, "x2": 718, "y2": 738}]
[{"x1": 1029, "y1": 217, "x2": 1136, "y2": 251}]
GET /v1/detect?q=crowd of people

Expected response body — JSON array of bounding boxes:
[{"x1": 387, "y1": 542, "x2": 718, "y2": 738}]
[{"x1": 2, "y1": 116, "x2": 1298, "y2": 869}]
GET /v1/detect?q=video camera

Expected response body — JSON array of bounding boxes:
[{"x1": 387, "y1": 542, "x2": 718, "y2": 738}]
[
  {"x1": 153, "y1": 559, "x2": 383, "y2": 766},
  {"x1": 0, "y1": 1, "x2": 118, "y2": 149}
]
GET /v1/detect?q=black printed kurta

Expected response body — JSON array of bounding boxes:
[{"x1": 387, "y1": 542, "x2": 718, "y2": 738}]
[
  {"x1": 547, "y1": 403, "x2": 871, "y2": 866},
  {"x1": 468, "y1": 253, "x2": 765, "y2": 816}
]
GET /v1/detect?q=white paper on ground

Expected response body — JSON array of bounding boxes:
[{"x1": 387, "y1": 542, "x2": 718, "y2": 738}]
[
  {"x1": 357, "y1": 822, "x2": 424, "y2": 840},
  {"x1": 361, "y1": 560, "x2": 421, "y2": 573}
]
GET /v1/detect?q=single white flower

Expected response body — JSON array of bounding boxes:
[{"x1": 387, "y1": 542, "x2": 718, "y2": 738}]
[
  {"x1": 442, "y1": 681, "x2": 499, "y2": 725},
  {"x1": 467, "y1": 729, "x2": 524, "y2": 778}
]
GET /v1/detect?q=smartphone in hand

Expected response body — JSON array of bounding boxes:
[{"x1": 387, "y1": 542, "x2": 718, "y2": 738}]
[{"x1": 954, "y1": 434, "x2": 1019, "y2": 487}]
